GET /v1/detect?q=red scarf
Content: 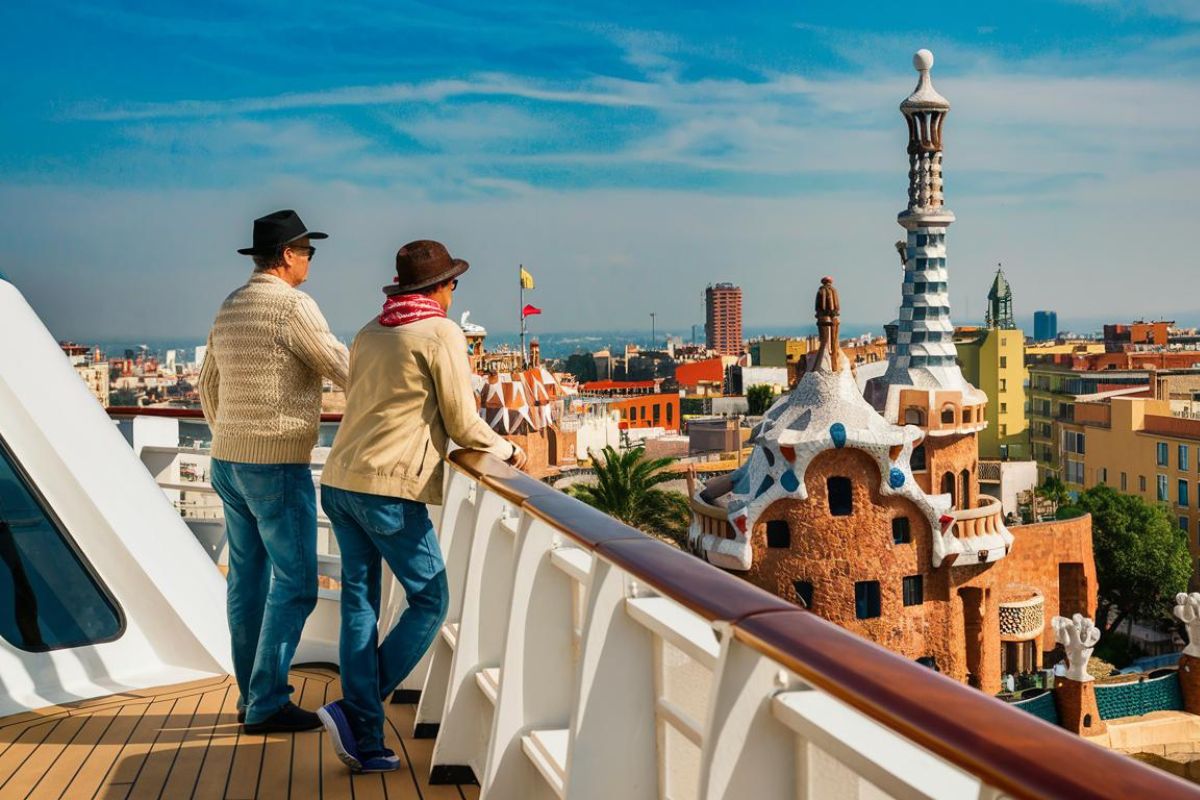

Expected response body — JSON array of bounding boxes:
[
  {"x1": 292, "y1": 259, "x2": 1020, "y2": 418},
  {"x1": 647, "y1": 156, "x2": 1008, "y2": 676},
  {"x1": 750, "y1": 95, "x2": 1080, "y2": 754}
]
[{"x1": 380, "y1": 293, "x2": 446, "y2": 327}]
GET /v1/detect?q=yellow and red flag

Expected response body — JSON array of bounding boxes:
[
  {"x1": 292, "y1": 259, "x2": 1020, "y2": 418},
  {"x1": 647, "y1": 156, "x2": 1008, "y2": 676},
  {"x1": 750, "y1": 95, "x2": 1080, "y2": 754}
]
[
  {"x1": 522, "y1": 304, "x2": 542, "y2": 318},
  {"x1": 519, "y1": 266, "x2": 535, "y2": 290}
]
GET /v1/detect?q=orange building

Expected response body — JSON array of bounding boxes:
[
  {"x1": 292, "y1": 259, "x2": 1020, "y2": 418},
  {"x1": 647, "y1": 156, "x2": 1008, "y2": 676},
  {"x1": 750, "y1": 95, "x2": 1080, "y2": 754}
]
[
  {"x1": 613, "y1": 394, "x2": 680, "y2": 432},
  {"x1": 580, "y1": 379, "x2": 657, "y2": 396},
  {"x1": 675, "y1": 357, "x2": 727, "y2": 395},
  {"x1": 1103, "y1": 321, "x2": 1171, "y2": 348}
]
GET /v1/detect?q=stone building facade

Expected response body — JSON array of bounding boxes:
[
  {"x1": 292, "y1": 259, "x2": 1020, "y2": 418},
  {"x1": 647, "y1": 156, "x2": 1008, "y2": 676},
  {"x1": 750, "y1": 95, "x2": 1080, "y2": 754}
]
[{"x1": 687, "y1": 50, "x2": 1097, "y2": 697}]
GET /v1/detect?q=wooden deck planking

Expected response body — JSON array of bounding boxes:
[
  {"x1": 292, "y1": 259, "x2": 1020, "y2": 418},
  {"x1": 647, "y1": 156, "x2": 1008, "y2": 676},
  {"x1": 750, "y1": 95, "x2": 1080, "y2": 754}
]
[
  {"x1": 0, "y1": 719, "x2": 60, "y2": 789},
  {"x1": 126, "y1": 691, "x2": 204, "y2": 800},
  {"x1": 24, "y1": 703, "x2": 123, "y2": 799},
  {"x1": 158, "y1": 686, "x2": 232, "y2": 796},
  {"x1": 289, "y1": 674, "x2": 328, "y2": 800},
  {"x1": 317, "y1": 676, "x2": 345, "y2": 800},
  {"x1": 55, "y1": 703, "x2": 150, "y2": 800},
  {"x1": 0, "y1": 714, "x2": 90, "y2": 798},
  {"x1": 0, "y1": 669, "x2": 465, "y2": 799},
  {"x1": 255, "y1": 676, "x2": 303, "y2": 800},
  {"x1": 103, "y1": 696, "x2": 179, "y2": 790},
  {"x1": 191, "y1": 682, "x2": 244, "y2": 800},
  {"x1": 384, "y1": 702, "x2": 471, "y2": 800}
]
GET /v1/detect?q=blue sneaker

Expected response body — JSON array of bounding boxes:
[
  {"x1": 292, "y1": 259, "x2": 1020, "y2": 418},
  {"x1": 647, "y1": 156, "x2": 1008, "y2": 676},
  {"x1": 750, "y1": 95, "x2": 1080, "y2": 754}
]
[
  {"x1": 358, "y1": 748, "x2": 402, "y2": 773},
  {"x1": 316, "y1": 701, "x2": 361, "y2": 770}
]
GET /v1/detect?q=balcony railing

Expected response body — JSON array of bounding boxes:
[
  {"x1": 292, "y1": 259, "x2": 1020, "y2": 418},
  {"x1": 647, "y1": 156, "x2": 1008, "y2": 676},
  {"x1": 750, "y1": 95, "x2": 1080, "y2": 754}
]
[
  {"x1": 977, "y1": 460, "x2": 1001, "y2": 484},
  {"x1": 108, "y1": 407, "x2": 1197, "y2": 799}
]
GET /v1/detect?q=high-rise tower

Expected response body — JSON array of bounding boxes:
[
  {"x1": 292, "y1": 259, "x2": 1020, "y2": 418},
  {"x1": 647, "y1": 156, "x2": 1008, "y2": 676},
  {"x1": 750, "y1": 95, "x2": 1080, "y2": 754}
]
[{"x1": 705, "y1": 283, "x2": 743, "y2": 356}]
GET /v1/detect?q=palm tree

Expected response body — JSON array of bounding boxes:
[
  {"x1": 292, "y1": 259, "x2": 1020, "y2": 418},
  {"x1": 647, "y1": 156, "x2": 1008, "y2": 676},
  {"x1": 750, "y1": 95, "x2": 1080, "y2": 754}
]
[
  {"x1": 567, "y1": 445, "x2": 691, "y2": 548},
  {"x1": 1037, "y1": 475, "x2": 1069, "y2": 518},
  {"x1": 746, "y1": 384, "x2": 775, "y2": 416}
]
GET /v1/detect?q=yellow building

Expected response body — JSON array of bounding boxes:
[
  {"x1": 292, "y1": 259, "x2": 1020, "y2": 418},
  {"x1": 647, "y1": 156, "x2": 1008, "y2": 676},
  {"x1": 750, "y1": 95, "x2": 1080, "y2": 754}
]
[
  {"x1": 749, "y1": 337, "x2": 814, "y2": 369},
  {"x1": 1065, "y1": 395, "x2": 1200, "y2": 584},
  {"x1": 956, "y1": 327, "x2": 1027, "y2": 459},
  {"x1": 953, "y1": 267, "x2": 1028, "y2": 461}
]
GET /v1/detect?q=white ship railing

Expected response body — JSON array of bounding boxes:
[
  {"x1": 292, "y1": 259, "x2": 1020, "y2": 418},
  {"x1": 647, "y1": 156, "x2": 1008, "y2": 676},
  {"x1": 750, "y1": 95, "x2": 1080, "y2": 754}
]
[{"x1": 107, "y1": 407, "x2": 1200, "y2": 799}]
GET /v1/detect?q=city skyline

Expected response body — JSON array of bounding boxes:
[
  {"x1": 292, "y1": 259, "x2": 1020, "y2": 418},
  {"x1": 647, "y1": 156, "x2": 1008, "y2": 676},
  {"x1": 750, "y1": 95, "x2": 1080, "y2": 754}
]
[{"x1": 2, "y1": 1, "x2": 1198, "y2": 339}]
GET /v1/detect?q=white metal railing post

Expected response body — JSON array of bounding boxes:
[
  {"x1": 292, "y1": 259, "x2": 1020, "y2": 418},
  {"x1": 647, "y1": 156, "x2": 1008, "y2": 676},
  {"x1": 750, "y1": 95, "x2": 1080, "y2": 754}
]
[
  {"x1": 416, "y1": 467, "x2": 480, "y2": 732},
  {"x1": 430, "y1": 486, "x2": 520, "y2": 779},
  {"x1": 562, "y1": 556, "x2": 658, "y2": 800},
  {"x1": 699, "y1": 631, "x2": 801, "y2": 800},
  {"x1": 481, "y1": 518, "x2": 583, "y2": 799}
]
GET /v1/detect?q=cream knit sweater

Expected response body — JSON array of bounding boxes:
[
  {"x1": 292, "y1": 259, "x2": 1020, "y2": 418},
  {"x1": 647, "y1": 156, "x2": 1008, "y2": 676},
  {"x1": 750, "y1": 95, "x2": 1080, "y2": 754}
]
[{"x1": 198, "y1": 273, "x2": 349, "y2": 464}]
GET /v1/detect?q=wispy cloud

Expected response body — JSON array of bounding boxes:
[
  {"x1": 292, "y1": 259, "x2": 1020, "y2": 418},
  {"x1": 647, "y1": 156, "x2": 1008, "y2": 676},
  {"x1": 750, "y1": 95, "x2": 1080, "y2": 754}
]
[
  {"x1": 1063, "y1": 0, "x2": 1200, "y2": 22},
  {"x1": 5, "y1": 1, "x2": 1199, "y2": 335}
]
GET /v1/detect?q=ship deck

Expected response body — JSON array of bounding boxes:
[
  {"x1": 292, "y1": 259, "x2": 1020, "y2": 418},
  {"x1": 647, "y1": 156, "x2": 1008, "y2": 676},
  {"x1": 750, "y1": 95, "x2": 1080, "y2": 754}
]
[{"x1": 0, "y1": 667, "x2": 475, "y2": 800}]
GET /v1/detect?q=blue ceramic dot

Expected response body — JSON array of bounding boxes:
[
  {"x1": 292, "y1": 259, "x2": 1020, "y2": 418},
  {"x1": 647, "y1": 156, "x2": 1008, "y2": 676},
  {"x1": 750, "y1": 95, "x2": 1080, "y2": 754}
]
[
  {"x1": 733, "y1": 467, "x2": 751, "y2": 496},
  {"x1": 755, "y1": 475, "x2": 776, "y2": 498},
  {"x1": 780, "y1": 470, "x2": 800, "y2": 492},
  {"x1": 763, "y1": 447, "x2": 776, "y2": 467},
  {"x1": 830, "y1": 422, "x2": 847, "y2": 448},
  {"x1": 888, "y1": 467, "x2": 905, "y2": 489}
]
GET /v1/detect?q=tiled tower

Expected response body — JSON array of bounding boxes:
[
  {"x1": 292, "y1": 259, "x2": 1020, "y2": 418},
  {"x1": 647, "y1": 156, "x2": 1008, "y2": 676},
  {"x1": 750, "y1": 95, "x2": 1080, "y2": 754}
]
[
  {"x1": 885, "y1": 50, "x2": 969, "y2": 393},
  {"x1": 866, "y1": 49, "x2": 988, "y2": 510}
]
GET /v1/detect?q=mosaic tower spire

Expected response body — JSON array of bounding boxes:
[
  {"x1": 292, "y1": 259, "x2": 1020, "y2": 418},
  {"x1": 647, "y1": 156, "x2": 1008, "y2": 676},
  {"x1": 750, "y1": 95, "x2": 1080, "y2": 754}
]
[{"x1": 883, "y1": 49, "x2": 971, "y2": 394}]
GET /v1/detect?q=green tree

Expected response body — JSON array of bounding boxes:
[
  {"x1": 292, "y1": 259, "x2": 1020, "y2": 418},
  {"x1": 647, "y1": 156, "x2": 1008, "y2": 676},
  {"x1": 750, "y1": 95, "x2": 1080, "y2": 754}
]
[
  {"x1": 567, "y1": 445, "x2": 690, "y2": 547},
  {"x1": 1036, "y1": 475, "x2": 1069, "y2": 517},
  {"x1": 562, "y1": 352, "x2": 598, "y2": 382},
  {"x1": 746, "y1": 384, "x2": 775, "y2": 416},
  {"x1": 1057, "y1": 484, "x2": 1192, "y2": 638}
]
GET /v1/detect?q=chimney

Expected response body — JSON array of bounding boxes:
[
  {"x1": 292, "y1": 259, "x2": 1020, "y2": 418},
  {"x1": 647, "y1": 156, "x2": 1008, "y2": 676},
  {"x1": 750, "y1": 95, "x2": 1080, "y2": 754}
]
[{"x1": 530, "y1": 340, "x2": 541, "y2": 367}]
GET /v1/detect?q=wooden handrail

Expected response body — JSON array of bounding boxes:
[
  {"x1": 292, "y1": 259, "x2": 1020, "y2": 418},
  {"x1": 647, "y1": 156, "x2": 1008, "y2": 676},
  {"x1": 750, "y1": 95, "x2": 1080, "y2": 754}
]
[{"x1": 445, "y1": 448, "x2": 1200, "y2": 800}]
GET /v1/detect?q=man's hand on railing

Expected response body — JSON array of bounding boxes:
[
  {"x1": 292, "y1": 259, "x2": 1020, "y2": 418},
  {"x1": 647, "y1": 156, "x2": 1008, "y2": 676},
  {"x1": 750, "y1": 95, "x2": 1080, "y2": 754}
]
[{"x1": 507, "y1": 443, "x2": 529, "y2": 471}]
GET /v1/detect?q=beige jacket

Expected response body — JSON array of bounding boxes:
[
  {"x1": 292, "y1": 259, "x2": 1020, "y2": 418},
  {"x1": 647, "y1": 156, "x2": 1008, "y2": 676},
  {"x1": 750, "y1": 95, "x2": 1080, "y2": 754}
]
[
  {"x1": 320, "y1": 315, "x2": 516, "y2": 504},
  {"x1": 199, "y1": 273, "x2": 349, "y2": 464}
]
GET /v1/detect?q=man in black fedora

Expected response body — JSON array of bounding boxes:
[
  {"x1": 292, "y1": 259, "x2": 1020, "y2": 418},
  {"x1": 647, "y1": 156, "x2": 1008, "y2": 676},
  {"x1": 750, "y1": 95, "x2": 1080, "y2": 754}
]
[
  {"x1": 315, "y1": 240, "x2": 525, "y2": 772},
  {"x1": 199, "y1": 209, "x2": 349, "y2": 733}
]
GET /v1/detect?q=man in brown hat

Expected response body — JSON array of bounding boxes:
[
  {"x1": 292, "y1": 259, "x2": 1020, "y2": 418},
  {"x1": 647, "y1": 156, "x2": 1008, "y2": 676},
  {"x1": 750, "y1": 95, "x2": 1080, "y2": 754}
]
[
  {"x1": 316, "y1": 240, "x2": 525, "y2": 773},
  {"x1": 199, "y1": 209, "x2": 349, "y2": 734}
]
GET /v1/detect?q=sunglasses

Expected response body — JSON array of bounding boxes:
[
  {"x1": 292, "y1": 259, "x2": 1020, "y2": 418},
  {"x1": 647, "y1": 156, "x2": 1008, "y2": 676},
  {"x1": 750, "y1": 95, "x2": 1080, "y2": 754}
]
[
  {"x1": 451, "y1": 278, "x2": 459, "y2": 290},
  {"x1": 287, "y1": 245, "x2": 317, "y2": 260}
]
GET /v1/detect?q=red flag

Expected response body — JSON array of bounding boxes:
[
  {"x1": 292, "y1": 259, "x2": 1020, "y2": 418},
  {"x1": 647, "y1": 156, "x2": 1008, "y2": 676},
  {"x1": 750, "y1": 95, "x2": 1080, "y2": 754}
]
[{"x1": 522, "y1": 304, "x2": 542, "y2": 318}]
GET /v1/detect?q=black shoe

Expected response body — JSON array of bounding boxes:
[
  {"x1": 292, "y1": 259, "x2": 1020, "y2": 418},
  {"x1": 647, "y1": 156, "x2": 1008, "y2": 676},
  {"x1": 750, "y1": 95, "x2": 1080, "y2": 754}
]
[
  {"x1": 243, "y1": 702, "x2": 322, "y2": 733},
  {"x1": 237, "y1": 709, "x2": 246, "y2": 724}
]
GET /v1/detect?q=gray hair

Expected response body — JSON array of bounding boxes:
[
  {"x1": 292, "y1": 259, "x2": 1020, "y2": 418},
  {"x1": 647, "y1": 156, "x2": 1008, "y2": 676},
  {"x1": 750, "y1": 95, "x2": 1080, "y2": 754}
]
[{"x1": 252, "y1": 248, "x2": 286, "y2": 272}]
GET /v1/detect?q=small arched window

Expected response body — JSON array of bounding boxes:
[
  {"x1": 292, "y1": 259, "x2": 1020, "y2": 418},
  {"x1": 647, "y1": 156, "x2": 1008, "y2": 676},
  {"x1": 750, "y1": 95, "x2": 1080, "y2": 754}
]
[
  {"x1": 904, "y1": 407, "x2": 925, "y2": 426},
  {"x1": 827, "y1": 477, "x2": 853, "y2": 516},
  {"x1": 911, "y1": 444, "x2": 927, "y2": 472},
  {"x1": 941, "y1": 472, "x2": 957, "y2": 507},
  {"x1": 941, "y1": 406, "x2": 956, "y2": 424}
]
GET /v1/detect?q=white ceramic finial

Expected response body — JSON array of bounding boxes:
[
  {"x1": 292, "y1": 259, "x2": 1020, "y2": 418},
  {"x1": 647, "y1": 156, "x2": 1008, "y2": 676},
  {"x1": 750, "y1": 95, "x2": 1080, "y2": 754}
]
[{"x1": 913, "y1": 49, "x2": 934, "y2": 72}]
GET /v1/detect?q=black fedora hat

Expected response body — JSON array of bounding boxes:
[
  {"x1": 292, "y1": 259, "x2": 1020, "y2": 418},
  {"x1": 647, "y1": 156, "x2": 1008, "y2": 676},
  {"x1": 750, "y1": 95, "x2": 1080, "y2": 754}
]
[
  {"x1": 384, "y1": 240, "x2": 470, "y2": 295},
  {"x1": 237, "y1": 209, "x2": 328, "y2": 256}
]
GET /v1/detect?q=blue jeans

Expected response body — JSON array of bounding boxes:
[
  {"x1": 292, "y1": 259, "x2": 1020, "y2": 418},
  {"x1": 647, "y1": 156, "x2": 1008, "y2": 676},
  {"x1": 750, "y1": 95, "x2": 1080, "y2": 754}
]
[
  {"x1": 320, "y1": 485, "x2": 449, "y2": 752},
  {"x1": 211, "y1": 459, "x2": 318, "y2": 724}
]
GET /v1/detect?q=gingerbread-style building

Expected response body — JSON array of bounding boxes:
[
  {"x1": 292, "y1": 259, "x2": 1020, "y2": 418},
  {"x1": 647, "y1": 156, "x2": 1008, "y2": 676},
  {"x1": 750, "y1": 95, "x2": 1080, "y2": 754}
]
[
  {"x1": 460, "y1": 313, "x2": 578, "y2": 477},
  {"x1": 688, "y1": 50, "x2": 1098, "y2": 696}
]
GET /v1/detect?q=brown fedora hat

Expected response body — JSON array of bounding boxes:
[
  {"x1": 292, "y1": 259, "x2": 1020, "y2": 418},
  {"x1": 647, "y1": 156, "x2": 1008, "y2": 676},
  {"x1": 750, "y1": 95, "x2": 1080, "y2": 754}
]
[{"x1": 384, "y1": 240, "x2": 470, "y2": 295}]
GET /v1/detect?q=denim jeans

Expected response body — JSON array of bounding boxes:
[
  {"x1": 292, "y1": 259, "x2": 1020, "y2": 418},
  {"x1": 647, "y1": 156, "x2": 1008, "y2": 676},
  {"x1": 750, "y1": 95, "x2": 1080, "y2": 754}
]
[
  {"x1": 211, "y1": 459, "x2": 318, "y2": 724},
  {"x1": 320, "y1": 485, "x2": 449, "y2": 753}
]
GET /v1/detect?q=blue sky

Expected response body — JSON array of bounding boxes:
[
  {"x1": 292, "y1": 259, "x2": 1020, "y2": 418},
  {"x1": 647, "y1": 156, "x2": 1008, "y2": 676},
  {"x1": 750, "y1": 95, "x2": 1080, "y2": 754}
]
[{"x1": 1, "y1": 1, "x2": 1198, "y2": 339}]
